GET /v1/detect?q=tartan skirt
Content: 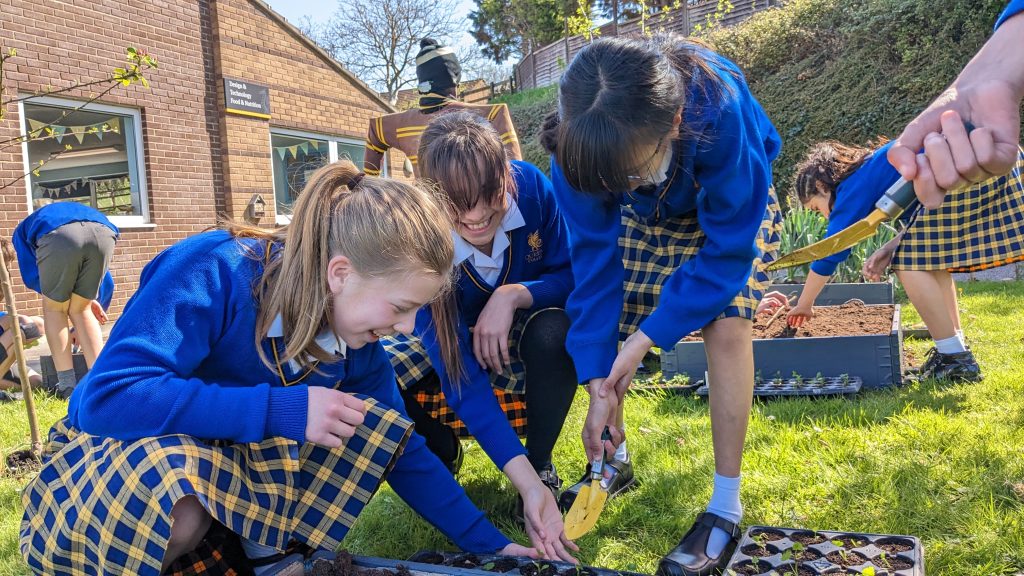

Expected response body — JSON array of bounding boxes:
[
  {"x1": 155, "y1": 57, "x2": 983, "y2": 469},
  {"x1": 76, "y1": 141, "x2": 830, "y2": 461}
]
[
  {"x1": 619, "y1": 186, "x2": 783, "y2": 339},
  {"x1": 384, "y1": 310, "x2": 542, "y2": 437},
  {"x1": 20, "y1": 398, "x2": 413, "y2": 576},
  {"x1": 892, "y1": 150, "x2": 1024, "y2": 272}
]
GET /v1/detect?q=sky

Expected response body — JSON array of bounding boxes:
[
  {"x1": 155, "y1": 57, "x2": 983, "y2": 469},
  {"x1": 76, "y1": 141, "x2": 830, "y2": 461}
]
[{"x1": 264, "y1": 0, "x2": 480, "y2": 54}]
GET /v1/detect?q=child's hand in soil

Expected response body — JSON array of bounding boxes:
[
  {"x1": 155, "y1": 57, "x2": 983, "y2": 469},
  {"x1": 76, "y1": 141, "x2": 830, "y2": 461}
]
[
  {"x1": 786, "y1": 301, "x2": 814, "y2": 328},
  {"x1": 522, "y1": 484, "x2": 579, "y2": 562},
  {"x1": 500, "y1": 543, "x2": 539, "y2": 559},
  {"x1": 305, "y1": 388, "x2": 366, "y2": 448}
]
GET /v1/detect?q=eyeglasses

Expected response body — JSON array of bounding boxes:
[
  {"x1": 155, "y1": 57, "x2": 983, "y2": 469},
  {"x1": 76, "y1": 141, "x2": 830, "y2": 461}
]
[{"x1": 626, "y1": 137, "x2": 668, "y2": 187}]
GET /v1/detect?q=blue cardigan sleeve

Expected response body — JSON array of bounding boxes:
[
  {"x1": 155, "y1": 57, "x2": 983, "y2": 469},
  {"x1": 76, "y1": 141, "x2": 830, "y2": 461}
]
[
  {"x1": 353, "y1": 343, "x2": 511, "y2": 553},
  {"x1": 549, "y1": 159, "x2": 626, "y2": 384},
  {"x1": 414, "y1": 308, "x2": 527, "y2": 469},
  {"x1": 638, "y1": 93, "x2": 772, "y2": 349},
  {"x1": 515, "y1": 164, "x2": 574, "y2": 309},
  {"x1": 70, "y1": 237, "x2": 309, "y2": 444},
  {"x1": 996, "y1": 0, "x2": 1023, "y2": 28}
]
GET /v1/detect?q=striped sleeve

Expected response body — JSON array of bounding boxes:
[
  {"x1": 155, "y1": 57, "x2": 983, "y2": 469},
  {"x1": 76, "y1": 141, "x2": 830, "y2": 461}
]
[
  {"x1": 488, "y1": 103, "x2": 522, "y2": 161},
  {"x1": 364, "y1": 116, "x2": 389, "y2": 176}
]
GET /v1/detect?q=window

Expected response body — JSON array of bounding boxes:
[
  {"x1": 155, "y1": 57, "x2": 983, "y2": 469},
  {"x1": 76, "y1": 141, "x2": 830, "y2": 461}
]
[
  {"x1": 20, "y1": 97, "x2": 149, "y2": 227},
  {"x1": 270, "y1": 129, "x2": 369, "y2": 224}
]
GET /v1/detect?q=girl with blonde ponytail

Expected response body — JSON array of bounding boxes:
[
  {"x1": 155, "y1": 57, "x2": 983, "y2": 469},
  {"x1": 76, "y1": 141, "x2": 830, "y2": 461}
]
[{"x1": 21, "y1": 160, "x2": 539, "y2": 576}]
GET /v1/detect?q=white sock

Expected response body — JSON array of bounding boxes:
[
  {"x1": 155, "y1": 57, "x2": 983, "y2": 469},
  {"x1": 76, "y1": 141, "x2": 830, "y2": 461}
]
[
  {"x1": 956, "y1": 330, "x2": 965, "y2": 347},
  {"x1": 614, "y1": 436, "x2": 628, "y2": 462},
  {"x1": 935, "y1": 334, "x2": 966, "y2": 354},
  {"x1": 705, "y1": 473, "x2": 742, "y2": 558}
]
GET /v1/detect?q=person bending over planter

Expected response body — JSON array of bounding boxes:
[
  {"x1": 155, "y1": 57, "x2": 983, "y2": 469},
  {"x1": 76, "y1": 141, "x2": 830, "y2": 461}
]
[
  {"x1": 12, "y1": 202, "x2": 118, "y2": 399},
  {"x1": 541, "y1": 35, "x2": 783, "y2": 576},
  {"x1": 384, "y1": 112, "x2": 578, "y2": 562},
  {"x1": 20, "y1": 161, "x2": 547, "y2": 576},
  {"x1": 789, "y1": 139, "x2": 1024, "y2": 382}
]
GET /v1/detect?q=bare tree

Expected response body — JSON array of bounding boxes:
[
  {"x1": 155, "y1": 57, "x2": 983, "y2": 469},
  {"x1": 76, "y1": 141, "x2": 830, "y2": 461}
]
[{"x1": 313, "y1": 0, "x2": 462, "y2": 103}]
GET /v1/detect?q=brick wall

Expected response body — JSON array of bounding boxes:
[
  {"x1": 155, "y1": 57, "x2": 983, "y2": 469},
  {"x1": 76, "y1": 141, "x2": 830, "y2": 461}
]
[
  {"x1": 0, "y1": 0, "x2": 218, "y2": 316},
  {"x1": 0, "y1": 0, "x2": 398, "y2": 317}
]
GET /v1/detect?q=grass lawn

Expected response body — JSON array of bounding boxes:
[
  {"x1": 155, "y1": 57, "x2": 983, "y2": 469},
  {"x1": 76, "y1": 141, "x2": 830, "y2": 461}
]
[{"x1": 1, "y1": 281, "x2": 1022, "y2": 575}]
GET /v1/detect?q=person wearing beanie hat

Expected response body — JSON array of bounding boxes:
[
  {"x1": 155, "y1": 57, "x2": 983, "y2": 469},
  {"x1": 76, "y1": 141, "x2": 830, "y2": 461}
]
[{"x1": 364, "y1": 38, "x2": 521, "y2": 177}]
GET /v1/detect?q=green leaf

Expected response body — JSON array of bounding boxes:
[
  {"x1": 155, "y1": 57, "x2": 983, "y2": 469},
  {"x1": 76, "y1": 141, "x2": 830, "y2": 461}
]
[
  {"x1": 862, "y1": 568, "x2": 876, "y2": 576},
  {"x1": 140, "y1": 76, "x2": 149, "y2": 88},
  {"x1": 780, "y1": 550, "x2": 792, "y2": 562},
  {"x1": 127, "y1": 47, "x2": 137, "y2": 57},
  {"x1": 7, "y1": 47, "x2": 16, "y2": 57}
]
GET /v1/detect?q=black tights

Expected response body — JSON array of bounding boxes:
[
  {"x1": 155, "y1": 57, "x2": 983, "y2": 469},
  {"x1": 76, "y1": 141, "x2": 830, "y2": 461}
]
[{"x1": 400, "y1": 308, "x2": 578, "y2": 471}]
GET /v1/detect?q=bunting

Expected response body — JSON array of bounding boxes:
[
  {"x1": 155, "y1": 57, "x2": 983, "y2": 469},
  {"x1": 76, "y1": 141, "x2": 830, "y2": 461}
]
[{"x1": 26, "y1": 117, "x2": 121, "y2": 145}]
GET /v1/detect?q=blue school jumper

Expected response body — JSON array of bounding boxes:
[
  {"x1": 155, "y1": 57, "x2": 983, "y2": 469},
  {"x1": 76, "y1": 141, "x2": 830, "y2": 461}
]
[
  {"x1": 68, "y1": 230, "x2": 509, "y2": 552},
  {"x1": 809, "y1": 142, "x2": 904, "y2": 277},
  {"x1": 414, "y1": 160, "x2": 572, "y2": 469},
  {"x1": 550, "y1": 49, "x2": 781, "y2": 383},
  {"x1": 12, "y1": 203, "x2": 119, "y2": 298},
  {"x1": 996, "y1": 0, "x2": 1023, "y2": 27}
]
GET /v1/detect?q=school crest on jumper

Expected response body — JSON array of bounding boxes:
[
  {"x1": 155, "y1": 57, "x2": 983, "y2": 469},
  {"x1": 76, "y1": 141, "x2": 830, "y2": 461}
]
[{"x1": 526, "y1": 230, "x2": 543, "y2": 263}]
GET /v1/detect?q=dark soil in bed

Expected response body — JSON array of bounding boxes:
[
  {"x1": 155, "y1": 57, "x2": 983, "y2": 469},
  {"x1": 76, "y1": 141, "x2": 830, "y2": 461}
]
[{"x1": 683, "y1": 301, "x2": 895, "y2": 341}]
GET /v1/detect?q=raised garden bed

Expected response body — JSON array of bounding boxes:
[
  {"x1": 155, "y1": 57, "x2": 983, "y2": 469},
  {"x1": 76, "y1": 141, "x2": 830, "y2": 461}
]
[
  {"x1": 724, "y1": 525, "x2": 924, "y2": 576},
  {"x1": 661, "y1": 302, "x2": 904, "y2": 389},
  {"x1": 768, "y1": 282, "x2": 895, "y2": 306},
  {"x1": 695, "y1": 374, "x2": 862, "y2": 398}
]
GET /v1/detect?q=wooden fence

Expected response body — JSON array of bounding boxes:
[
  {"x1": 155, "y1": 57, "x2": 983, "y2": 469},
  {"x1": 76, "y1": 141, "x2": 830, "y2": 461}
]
[{"x1": 513, "y1": 0, "x2": 782, "y2": 92}]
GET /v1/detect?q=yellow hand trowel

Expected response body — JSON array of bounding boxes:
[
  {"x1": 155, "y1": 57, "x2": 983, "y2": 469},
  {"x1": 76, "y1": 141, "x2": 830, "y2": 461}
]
[
  {"x1": 770, "y1": 123, "x2": 977, "y2": 271},
  {"x1": 767, "y1": 175, "x2": 918, "y2": 271},
  {"x1": 563, "y1": 427, "x2": 612, "y2": 539}
]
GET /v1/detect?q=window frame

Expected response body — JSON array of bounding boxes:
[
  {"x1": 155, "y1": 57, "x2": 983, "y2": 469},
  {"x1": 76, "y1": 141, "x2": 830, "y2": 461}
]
[
  {"x1": 269, "y1": 127, "x2": 377, "y2": 226},
  {"x1": 18, "y1": 95, "x2": 151, "y2": 228}
]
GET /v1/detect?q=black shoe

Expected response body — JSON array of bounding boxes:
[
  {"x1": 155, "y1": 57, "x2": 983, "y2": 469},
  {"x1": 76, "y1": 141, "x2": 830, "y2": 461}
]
[
  {"x1": 557, "y1": 456, "x2": 637, "y2": 512},
  {"x1": 923, "y1": 349, "x2": 983, "y2": 383},
  {"x1": 908, "y1": 346, "x2": 942, "y2": 375},
  {"x1": 656, "y1": 512, "x2": 740, "y2": 576}
]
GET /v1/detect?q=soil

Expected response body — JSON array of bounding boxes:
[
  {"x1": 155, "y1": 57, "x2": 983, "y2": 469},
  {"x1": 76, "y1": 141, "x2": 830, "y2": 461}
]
[
  {"x1": 749, "y1": 528, "x2": 787, "y2": 542},
  {"x1": 794, "y1": 548, "x2": 822, "y2": 562},
  {"x1": 684, "y1": 301, "x2": 894, "y2": 341},
  {"x1": 310, "y1": 552, "x2": 414, "y2": 576},
  {"x1": 483, "y1": 559, "x2": 522, "y2": 573},
  {"x1": 411, "y1": 553, "x2": 445, "y2": 565},
  {"x1": 830, "y1": 535, "x2": 867, "y2": 549},
  {"x1": 776, "y1": 565, "x2": 816, "y2": 576},
  {"x1": 740, "y1": 544, "x2": 776, "y2": 558},
  {"x1": 789, "y1": 531, "x2": 828, "y2": 546},
  {"x1": 450, "y1": 555, "x2": 482, "y2": 569},
  {"x1": 519, "y1": 562, "x2": 558, "y2": 576},
  {"x1": 825, "y1": 551, "x2": 868, "y2": 567},
  {"x1": 4, "y1": 449, "x2": 40, "y2": 477},
  {"x1": 875, "y1": 537, "x2": 914, "y2": 554},
  {"x1": 558, "y1": 568, "x2": 597, "y2": 576},
  {"x1": 731, "y1": 560, "x2": 772, "y2": 575},
  {"x1": 873, "y1": 555, "x2": 914, "y2": 569}
]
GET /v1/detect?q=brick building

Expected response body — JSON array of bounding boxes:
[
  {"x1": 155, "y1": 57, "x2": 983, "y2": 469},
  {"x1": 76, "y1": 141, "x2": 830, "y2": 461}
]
[{"x1": 0, "y1": 0, "x2": 402, "y2": 316}]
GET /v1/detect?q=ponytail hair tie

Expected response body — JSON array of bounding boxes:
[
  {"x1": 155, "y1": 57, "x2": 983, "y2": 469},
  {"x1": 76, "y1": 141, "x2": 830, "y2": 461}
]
[{"x1": 349, "y1": 172, "x2": 366, "y2": 189}]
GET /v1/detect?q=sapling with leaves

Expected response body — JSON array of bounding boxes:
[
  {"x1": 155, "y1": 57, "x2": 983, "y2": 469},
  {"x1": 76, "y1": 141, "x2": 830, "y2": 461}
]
[
  {"x1": 780, "y1": 541, "x2": 805, "y2": 575},
  {"x1": 792, "y1": 370, "x2": 804, "y2": 387}
]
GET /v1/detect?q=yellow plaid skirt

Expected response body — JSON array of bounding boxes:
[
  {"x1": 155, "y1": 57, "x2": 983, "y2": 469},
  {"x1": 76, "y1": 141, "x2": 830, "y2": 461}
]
[
  {"x1": 619, "y1": 187, "x2": 782, "y2": 338},
  {"x1": 893, "y1": 150, "x2": 1024, "y2": 272},
  {"x1": 20, "y1": 398, "x2": 412, "y2": 576}
]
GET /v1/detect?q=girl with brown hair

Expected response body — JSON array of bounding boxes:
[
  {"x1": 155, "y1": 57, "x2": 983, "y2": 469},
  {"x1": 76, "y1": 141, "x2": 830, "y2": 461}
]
[{"x1": 20, "y1": 160, "x2": 538, "y2": 575}]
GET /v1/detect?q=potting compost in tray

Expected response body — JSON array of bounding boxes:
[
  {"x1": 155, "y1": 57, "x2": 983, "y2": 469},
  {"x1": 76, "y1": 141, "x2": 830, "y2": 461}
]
[
  {"x1": 694, "y1": 375, "x2": 863, "y2": 398},
  {"x1": 401, "y1": 551, "x2": 646, "y2": 576},
  {"x1": 724, "y1": 525, "x2": 924, "y2": 576}
]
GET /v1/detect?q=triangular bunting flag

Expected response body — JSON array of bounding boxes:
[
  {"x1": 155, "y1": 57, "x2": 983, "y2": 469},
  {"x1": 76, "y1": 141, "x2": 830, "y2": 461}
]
[{"x1": 276, "y1": 146, "x2": 288, "y2": 160}]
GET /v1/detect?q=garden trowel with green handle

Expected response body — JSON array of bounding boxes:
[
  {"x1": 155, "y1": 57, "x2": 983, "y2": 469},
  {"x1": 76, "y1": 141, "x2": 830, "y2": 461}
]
[
  {"x1": 767, "y1": 176, "x2": 918, "y2": 271},
  {"x1": 769, "y1": 122, "x2": 974, "y2": 271},
  {"x1": 563, "y1": 427, "x2": 612, "y2": 539}
]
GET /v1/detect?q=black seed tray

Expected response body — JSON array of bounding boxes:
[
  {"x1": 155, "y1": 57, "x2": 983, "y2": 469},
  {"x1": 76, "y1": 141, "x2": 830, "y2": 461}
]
[
  {"x1": 405, "y1": 551, "x2": 649, "y2": 576},
  {"x1": 724, "y1": 525, "x2": 924, "y2": 576},
  {"x1": 694, "y1": 376, "x2": 863, "y2": 398}
]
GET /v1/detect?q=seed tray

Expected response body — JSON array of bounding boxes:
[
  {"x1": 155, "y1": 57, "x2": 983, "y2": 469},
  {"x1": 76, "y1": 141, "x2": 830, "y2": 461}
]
[
  {"x1": 694, "y1": 375, "x2": 862, "y2": 398},
  {"x1": 405, "y1": 551, "x2": 648, "y2": 576},
  {"x1": 724, "y1": 525, "x2": 924, "y2": 576}
]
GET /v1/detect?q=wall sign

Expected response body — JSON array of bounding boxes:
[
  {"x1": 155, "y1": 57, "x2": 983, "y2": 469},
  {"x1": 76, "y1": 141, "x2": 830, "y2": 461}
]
[{"x1": 224, "y1": 78, "x2": 271, "y2": 119}]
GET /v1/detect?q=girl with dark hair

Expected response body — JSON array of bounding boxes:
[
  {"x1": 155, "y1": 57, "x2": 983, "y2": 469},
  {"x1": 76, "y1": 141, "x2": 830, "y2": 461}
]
[
  {"x1": 541, "y1": 35, "x2": 782, "y2": 576},
  {"x1": 384, "y1": 111, "x2": 578, "y2": 562},
  {"x1": 790, "y1": 139, "x2": 1024, "y2": 382},
  {"x1": 20, "y1": 160, "x2": 540, "y2": 575}
]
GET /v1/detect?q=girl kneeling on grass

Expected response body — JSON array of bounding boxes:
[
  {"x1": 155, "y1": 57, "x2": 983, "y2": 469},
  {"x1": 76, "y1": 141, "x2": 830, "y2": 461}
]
[
  {"x1": 20, "y1": 161, "x2": 545, "y2": 576},
  {"x1": 789, "y1": 140, "x2": 1024, "y2": 382},
  {"x1": 384, "y1": 112, "x2": 578, "y2": 562}
]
